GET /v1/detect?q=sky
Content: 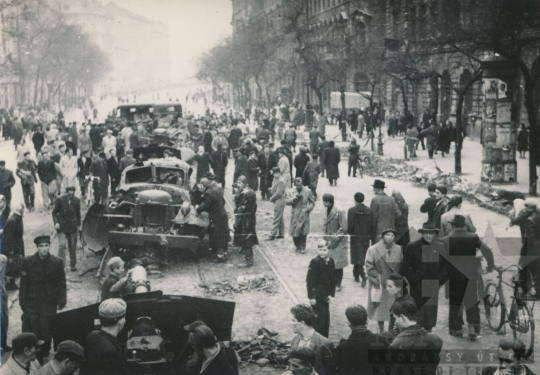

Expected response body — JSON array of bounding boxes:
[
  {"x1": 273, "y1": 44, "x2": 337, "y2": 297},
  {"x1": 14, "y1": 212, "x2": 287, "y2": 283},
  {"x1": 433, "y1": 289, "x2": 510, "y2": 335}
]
[{"x1": 110, "y1": 0, "x2": 233, "y2": 81}]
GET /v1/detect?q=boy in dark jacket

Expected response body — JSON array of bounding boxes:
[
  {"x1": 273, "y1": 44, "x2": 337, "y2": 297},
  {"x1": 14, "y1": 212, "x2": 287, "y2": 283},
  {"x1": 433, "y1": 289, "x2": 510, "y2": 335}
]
[
  {"x1": 307, "y1": 240, "x2": 335, "y2": 337},
  {"x1": 101, "y1": 257, "x2": 125, "y2": 301}
]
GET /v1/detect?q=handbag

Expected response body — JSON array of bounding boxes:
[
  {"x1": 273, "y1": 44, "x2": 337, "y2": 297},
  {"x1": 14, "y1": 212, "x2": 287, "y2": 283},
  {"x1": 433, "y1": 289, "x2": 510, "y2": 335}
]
[{"x1": 371, "y1": 276, "x2": 382, "y2": 304}]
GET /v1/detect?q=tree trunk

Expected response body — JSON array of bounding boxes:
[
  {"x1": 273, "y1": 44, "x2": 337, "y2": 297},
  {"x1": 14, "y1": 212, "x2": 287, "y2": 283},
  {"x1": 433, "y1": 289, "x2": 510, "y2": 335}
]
[
  {"x1": 455, "y1": 93, "x2": 465, "y2": 174},
  {"x1": 523, "y1": 80, "x2": 538, "y2": 195},
  {"x1": 340, "y1": 86, "x2": 347, "y2": 123},
  {"x1": 315, "y1": 89, "x2": 323, "y2": 112}
]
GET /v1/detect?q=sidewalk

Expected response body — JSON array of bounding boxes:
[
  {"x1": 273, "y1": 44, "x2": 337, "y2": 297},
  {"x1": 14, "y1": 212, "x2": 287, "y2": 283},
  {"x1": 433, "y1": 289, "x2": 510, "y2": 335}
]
[{"x1": 326, "y1": 124, "x2": 538, "y2": 195}]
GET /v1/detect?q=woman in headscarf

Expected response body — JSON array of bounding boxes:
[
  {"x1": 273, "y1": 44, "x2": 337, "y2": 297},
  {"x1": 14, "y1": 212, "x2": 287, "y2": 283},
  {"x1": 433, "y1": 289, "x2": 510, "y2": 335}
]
[
  {"x1": 391, "y1": 190, "x2": 410, "y2": 249},
  {"x1": 365, "y1": 227, "x2": 403, "y2": 333}
]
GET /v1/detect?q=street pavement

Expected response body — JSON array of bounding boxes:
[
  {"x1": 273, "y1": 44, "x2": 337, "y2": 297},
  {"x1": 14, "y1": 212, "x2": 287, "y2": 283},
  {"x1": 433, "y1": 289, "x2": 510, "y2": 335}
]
[{"x1": 1, "y1": 108, "x2": 538, "y2": 374}]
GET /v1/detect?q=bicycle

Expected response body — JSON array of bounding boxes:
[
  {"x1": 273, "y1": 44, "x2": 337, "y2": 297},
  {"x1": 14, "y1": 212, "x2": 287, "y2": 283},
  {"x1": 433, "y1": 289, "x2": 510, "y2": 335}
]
[
  {"x1": 355, "y1": 156, "x2": 371, "y2": 179},
  {"x1": 483, "y1": 265, "x2": 537, "y2": 359}
]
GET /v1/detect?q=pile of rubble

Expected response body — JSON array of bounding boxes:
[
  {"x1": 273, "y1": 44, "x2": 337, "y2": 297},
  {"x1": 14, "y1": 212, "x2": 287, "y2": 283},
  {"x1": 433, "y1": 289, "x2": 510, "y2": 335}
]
[
  {"x1": 362, "y1": 155, "x2": 523, "y2": 217},
  {"x1": 199, "y1": 274, "x2": 277, "y2": 297},
  {"x1": 232, "y1": 329, "x2": 290, "y2": 368}
]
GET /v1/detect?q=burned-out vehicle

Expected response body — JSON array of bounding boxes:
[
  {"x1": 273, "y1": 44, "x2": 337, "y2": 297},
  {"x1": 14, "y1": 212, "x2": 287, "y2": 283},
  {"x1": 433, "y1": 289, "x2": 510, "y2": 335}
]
[
  {"x1": 82, "y1": 146, "x2": 208, "y2": 266},
  {"x1": 49, "y1": 291, "x2": 235, "y2": 375}
]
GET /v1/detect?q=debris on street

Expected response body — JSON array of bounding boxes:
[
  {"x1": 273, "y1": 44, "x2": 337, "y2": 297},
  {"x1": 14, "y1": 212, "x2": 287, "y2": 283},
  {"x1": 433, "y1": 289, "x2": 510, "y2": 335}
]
[
  {"x1": 232, "y1": 331, "x2": 290, "y2": 368},
  {"x1": 199, "y1": 274, "x2": 277, "y2": 296}
]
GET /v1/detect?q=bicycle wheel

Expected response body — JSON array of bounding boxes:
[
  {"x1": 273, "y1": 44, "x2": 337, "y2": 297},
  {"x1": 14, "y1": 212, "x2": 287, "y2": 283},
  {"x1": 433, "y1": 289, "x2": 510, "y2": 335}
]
[
  {"x1": 484, "y1": 283, "x2": 506, "y2": 331},
  {"x1": 510, "y1": 302, "x2": 535, "y2": 359}
]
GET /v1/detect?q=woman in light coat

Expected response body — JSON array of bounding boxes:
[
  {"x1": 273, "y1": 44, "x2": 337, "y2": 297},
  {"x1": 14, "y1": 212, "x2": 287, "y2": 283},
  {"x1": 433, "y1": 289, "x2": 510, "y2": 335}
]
[
  {"x1": 365, "y1": 227, "x2": 403, "y2": 333},
  {"x1": 322, "y1": 194, "x2": 348, "y2": 291}
]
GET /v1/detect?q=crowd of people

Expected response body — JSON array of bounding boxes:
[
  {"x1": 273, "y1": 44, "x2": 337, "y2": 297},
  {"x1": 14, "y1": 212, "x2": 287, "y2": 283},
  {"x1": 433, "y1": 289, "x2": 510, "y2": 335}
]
[{"x1": 0, "y1": 98, "x2": 538, "y2": 375}]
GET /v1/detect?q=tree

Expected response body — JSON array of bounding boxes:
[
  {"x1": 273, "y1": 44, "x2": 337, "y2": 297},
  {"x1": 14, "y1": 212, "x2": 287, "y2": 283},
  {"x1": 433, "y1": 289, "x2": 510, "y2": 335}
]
[{"x1": 434, "y1": 0, "x2": 540, "y2": 194}]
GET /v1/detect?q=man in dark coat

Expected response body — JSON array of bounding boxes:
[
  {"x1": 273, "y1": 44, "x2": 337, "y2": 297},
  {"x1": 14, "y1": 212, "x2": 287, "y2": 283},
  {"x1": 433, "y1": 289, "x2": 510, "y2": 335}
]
[
  {"x1": 388, "y1": 300, "x2": 443, "y2": 375},
  {"x1": 246, "y1": 151, "x2": 259, "y2": 191},
  {"x1": 0, "y1": 161, "x2": 16, "y2": 206},
  {"x1": 347, "y1": 193, "x2": 373, "y2": 287},
  {"x1": 257, "y1": 144, "x2": 277, "y2": 200},
  {"x1": 420, "y1": 183, "x2": 438, "y2": 225},
  {"x1": 52, "y1": 186, "x2": 81, "y2": 271},
  {"x1": 84, "y1": 298, "x2": 128, "y2": 375},
  {"x1": 347, "y1": 138, "x2": 360, "y2": 177},
  {"x1": 20, "y1": 235, "x2": 67, "y2": 359},
  {"x1": 2, "y1": 203, "x2": 24, "y2": 290},
  {"x1": 38, "y1": 150, "x2": 58, "y2": 209},
  {"x1": 317, "y1": 136, "x2": 329, "y2": 178},
  {"x1": 78, "y1": 150, "x2": 92, "y2": 199},
  {"x1": 107, "y1": 148, "x2": 121, "y2": 194},
  {"x1": 440, "y1": 215, "x2": 495, "y2": 339},
  {"x1": 196, "y1": 179, "x2": 230, "y2": 263},
  {"x1": 336, "y1": 305, "x2": 388, "y2": 375},
  {"x1": 91, "y1": 152, "x2": 109, "y2": 204},
  {"x1": 293, "y1": 147, "x2": 310, "y2": 179},
  {"x1": 228, "y1": 123, "x2": 243, "y2": 156},
  {"x1": 88, "y1": 123, "x2": 101, "y2": 154},
  {"x1": 233, "y1": 176, "x2": 258, "y2": 268},
  {"x1": 324, "y1": 141, "x2": 340, "y2": 186},
  {"x1": 210, "y1": 144, "x2": 228, "y2": 188},
  {"x1": 402, "y1": 223, "x2": 448, "y2": 332},
  {"x1": 32, "y1": 124, "x2": 45, "y2": 154},
  {"x1": 233, "y1": 149, "x2": 249, "y2": 183}
]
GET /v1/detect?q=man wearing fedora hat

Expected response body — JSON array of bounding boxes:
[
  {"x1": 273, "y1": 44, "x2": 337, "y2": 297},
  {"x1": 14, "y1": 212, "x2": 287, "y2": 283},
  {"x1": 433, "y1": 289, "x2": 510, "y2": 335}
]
[
  {"x1": 2, "y1": 333, "x2": 43, "y2": 374},
  {"x1": 20, "y1": 235, "x2": 66, "y2": 360},
  {"x1": 440, "y1": 215, "x2": 496, "y2": 340},
  {"x1": 402, "y1": 222, "x2": 448, "y2": 332},
  {"x1": 370, "y1": 179, "x2": 401, "y2": 242}
]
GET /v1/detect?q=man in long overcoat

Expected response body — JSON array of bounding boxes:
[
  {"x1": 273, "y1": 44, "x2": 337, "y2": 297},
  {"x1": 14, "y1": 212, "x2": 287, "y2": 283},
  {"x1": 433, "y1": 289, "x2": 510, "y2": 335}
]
[
  {"x1": 347, "y1": 193, "x2": 374, "y2": 286},
  {"x1": 322, "y1": 193, "x2": 348, "y2": 291},
  {"x1": 277, "y1": 148, "x2": 291, "y2": 189},
  {"x1": 210, "y1": 144, "x2": 228, "y2": 188},
  {"x1": 440, "y1": 215, "x2": 495, "y2": 339},
  {"x1": 302, "y1": 154, "x2": 322, "y2": 199},
  {"x1": 370, "y1": 179, "x2": 401, "y2": 241},
  {"x1": 267, "y1": 167, "x2": 286, "y2": 240},
  {"x1": 196, "y1": 179, "x2": 230, "y2": 263},
  {"x1": 257, "y1": 144, "x2": 278, "y2": 200},
  {"x1": 247, "y1": 151, "x2": 259, "y2": 191},
  {"x1": 324, "y1": 141, "x2": 340, "y2": 186},
  {"x1": 420, "y1": 123, "x2": 439, "y2": 159},
  {"x1": 402, "y1": 223, "x2": 448, "y2": 332},
  {"x1": 52, "y1": 186, "x2": 81, "y2": 271},
  {"x1": 20, "y1": 235, "x2": 67, "y2": 359},
  {"x1": 91, "y1": 152, "x2": 110, "y2": 204},
  {"x1": 233, "y1": 149, "x2": 249, "y2": 184},
  {"x1": 286, "y1": 178, "x2": 315, "y2": 253},
  {"x1": 293, "y1": 147, "x2": 310, "y2": 179},
  {"x1": 317, "y1": 136, "x2": 329, "y2": 178},
  {"x1": 2, "y1": 203, "x2": 24, "y2": 290},
  {"x1": 233, "y1": 176, "x2": 259, "y2": 268},
  {"x1": 309, "y1": 128, "x2": 322, "y2": 155}
]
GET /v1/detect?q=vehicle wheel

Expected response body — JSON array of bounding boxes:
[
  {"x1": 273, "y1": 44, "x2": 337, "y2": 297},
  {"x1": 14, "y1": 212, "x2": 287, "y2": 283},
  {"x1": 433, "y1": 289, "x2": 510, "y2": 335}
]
[
  {"x1": 484, "y1": 283, "x2": 506, "y2": 331},
  {"x1": 511, "y1": 302, "x2": 535, "y2": 359}
]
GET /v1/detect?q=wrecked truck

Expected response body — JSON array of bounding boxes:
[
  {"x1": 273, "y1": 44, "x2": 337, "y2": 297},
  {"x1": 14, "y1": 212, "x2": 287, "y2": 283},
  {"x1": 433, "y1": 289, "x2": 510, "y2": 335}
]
[{"x1": 82, "y1": 146, "x2": 209, "y2": 267}]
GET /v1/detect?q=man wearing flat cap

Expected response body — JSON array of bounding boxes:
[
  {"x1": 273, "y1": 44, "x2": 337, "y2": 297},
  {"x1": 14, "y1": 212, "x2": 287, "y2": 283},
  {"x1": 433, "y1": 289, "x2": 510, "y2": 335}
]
[
  {"x1": 83, "y1": 298, "x2": 128, "y2": 375},
  {"x1": 20, "y1": 235, "x2": 66, "y2": 361},
  {"x1": 37, "y1": 340, "x2": 84, "y2": 375},
  {"x1": 1, "y1": 333, "x2": 43, "y2": 375},
  {"x1": 402, "y1": 223, "x2": 448, "y2": 332},
  {"x1": 52, "y1": 186, "x2": 81, "y2": 271},
  {"x1": 282, "y1": 346, "x2": 317, "y2": 375},
  {"x1": 440, "y1": 215, "x2": 495, "y2": 340},
  {"x1": 370, "y1": 179, "x2": 401, "y2": 242}
]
